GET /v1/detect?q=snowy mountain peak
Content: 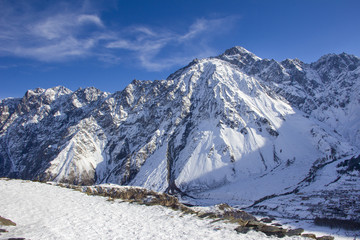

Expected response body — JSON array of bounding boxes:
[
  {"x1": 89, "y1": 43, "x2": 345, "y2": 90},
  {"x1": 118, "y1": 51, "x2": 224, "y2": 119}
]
[
  {"x1": 216, "y1": 47, "x2": 268, "y2": 77},
  {"x1": 280, "y1": 58, "x2": 304, "y2": 69},
  {"x1": 73, "y1": 87, "x2": 108, "y2": 103},
  {"x1": 312, "y1": 52, "x2": 360, "y2": 77},
  {"x1": 1, "y1": 47, "x2": 360, "y2": 224},
  {"x1": 24, "y1": 86, "x2": 72, "y2": 98},
  {"x1": 315, "y1": 52, "x2": 359, "y2": 64},
  {"x1": 219, "y1": 46, "x2": 262, "y2": 67},
  {"x1": 223, "y1": 46, "x2": 260, "y2": 59}
]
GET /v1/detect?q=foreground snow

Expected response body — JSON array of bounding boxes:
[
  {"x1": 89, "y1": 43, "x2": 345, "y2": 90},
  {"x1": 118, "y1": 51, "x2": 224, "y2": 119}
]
[{"x1": 0, "y1": 179, "x2": 307, "y2": 240}]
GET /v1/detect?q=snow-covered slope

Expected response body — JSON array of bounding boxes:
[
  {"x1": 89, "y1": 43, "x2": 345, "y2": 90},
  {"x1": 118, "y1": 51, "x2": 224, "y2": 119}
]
[
  {"x1": 0, "y1": 47, "x2": 359, "y2": 223},
  {"x1": 0, "y1": 179, "x2": 354, "y2": 240},
  {"x1": 0, "y1": 179, "x2": 281, "y2": 240}
]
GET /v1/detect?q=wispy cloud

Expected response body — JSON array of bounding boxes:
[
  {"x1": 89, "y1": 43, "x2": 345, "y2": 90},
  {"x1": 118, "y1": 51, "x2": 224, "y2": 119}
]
[
  {"x1": 0, "y1": 1, "x2": 109, "y2": 62},
  {"x1": 78, "y1": 14, "x2": 104, "y2": 27},
  {"x1": 106, "y1": 16, "x2": 239, "y2": 71},
  {"x1": 30, "y1": 14, "x2": 104, "y2": 40},
  {"x1": 0, "y1": 1, "x2": 239, "y2": 71}
]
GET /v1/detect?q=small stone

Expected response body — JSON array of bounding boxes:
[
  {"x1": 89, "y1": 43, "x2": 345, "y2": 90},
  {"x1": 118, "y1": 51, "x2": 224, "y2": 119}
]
[
  {"x1": 235, "y1": 226, "x2": 252, "y2": 234},
  {"x1": 197, "y1": 212, "x2": 216, "y2": 218},
  {"x1": 217, "y1": 203, "x2": 231, "y2": 210},
  {"x1": 302, "y1": 233, "x2": 317, "y2": 239},
  {"x1": 258, "y1": 225, "x2": 286, "y2": 238},
  {"x1": 260, "y1": 217, "x2": 273, "y2": 223},
  {"x1": 246, "y1": 220, "x2": 264, "y2": 228},
  {"x1": 316, "y1": 236, "x2": 335, "y2": 240},
  {"x1": 0, "y1": 216, "x2": 16, "y2": 226},
  {"x1": 286, "y1": 228, "x2": 304, "y2": 236}
]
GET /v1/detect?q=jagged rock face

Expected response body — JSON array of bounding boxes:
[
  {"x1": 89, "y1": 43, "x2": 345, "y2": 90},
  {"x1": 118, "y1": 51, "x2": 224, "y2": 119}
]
[
  {"x1": 1, "y1": 46, "x2": 360, "y2": 221},
  {"x1": 219, "y1": 47, "x2": 360, "y2": 148}
]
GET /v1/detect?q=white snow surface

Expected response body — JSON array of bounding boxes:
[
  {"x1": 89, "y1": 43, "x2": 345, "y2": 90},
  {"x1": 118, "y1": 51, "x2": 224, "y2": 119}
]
[{"x1": 0, "y1": 179, "x2": 308, "y2": 240}]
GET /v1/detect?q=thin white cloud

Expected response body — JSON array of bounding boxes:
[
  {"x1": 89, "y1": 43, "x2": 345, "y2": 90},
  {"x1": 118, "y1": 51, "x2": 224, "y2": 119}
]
[
  {"x1": 31, "y1": 14, "x2": 104, "y2": 41},
  {"x1": 180, "y1": 17, "x2": 237, "y2": 41},
  {"x1": 132, "y1": 27, "x2": 157, "y2": 37},
  {"x1": 12, "y1": 37, "x2": 96, "y2": 61},
  {"x1": 78, "y1": 14, "x2": 104, "y2": 27},
  {"x1": 0, "y1": 1, "x2": 107, "y2": 62},
  {"x1": 105, "y1": 16, "x2": 239, "y2": 71},
  {"x1": 180, "y1": 19, "x2": 207, "y2": 41},
  {"x1": 138, "y1": 55, "x2": 189, "y2": 71},
  {"x1": 0, "y1": 1, "x2": 239, "y2": 70},
  {"x1": 31, "y1": 15, "x2": 73, "y2": 40},
  {"x1": 0, "y1": 64, "x2": 18, "y2": 69},
  {"x1": 107, "y1": 38, "x2": 168, "y2": 53},
  {"x1": 107, "y1": 40, "x2": 135, "y2": 50}
]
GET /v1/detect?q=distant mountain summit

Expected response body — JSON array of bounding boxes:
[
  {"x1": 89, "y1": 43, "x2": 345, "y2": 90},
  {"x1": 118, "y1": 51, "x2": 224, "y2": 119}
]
[{"x1": 1, "y1": 47, "x2": 359, "y2": 222}]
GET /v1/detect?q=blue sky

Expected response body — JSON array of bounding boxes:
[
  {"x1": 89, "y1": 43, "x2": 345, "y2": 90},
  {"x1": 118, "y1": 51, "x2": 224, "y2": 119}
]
[{"x1": 1, "y1": 0, "x2": 359, "y2": 99}]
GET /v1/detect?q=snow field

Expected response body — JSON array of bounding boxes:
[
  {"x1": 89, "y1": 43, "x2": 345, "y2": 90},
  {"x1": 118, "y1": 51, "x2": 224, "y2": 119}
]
[{"x1": 0, "y1": 179, "x2": 306, "y2": 240}]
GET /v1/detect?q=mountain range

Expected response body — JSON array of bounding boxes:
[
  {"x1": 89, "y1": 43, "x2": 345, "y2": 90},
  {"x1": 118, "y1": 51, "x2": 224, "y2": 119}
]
[{"x1": 1, "y1": 46, "x2": 359, "y2": 222}]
